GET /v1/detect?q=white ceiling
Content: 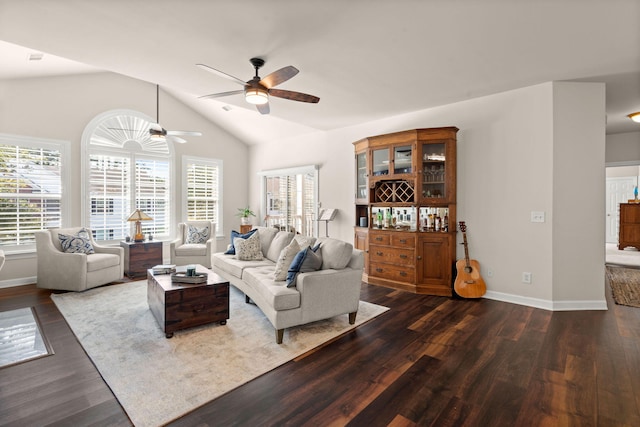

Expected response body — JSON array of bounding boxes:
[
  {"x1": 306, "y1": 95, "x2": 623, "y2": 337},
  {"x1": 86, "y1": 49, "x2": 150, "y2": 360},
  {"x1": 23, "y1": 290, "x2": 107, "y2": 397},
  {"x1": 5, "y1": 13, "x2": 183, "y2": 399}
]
[{"x1": 0, "y1": 0, "x2": 639, "y2": 145}]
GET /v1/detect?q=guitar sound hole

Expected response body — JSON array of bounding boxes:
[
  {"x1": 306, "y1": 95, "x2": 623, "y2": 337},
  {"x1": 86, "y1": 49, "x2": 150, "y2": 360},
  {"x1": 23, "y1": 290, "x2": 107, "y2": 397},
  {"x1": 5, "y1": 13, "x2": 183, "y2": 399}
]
[{"x1": 464, "y1": 266, "x2": 472, "y2": 274}]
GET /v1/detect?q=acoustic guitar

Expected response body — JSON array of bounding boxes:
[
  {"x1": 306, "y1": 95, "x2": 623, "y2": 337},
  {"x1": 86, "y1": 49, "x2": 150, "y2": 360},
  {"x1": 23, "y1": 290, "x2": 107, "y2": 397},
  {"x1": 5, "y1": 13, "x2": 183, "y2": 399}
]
[{"x1": 454, "y1": 221, "x2": 487, "y2": 298}]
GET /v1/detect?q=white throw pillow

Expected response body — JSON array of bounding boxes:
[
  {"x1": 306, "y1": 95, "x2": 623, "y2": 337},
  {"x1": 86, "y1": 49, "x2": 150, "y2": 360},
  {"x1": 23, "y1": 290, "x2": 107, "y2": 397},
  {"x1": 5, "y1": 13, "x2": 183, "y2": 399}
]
[
  {"x1": 273, "y1": 239, "x2": 300, "y2": 281},
  {"x1": 234, "y1": 232, "x2": 263, "y2": 261},
  {"x1": 186, "y1": 224, "x2": 210, "y2": 244}
]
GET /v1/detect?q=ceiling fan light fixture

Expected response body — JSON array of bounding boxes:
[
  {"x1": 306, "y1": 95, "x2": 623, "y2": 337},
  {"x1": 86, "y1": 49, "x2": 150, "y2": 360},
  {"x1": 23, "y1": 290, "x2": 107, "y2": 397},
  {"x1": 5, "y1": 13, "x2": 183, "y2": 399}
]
[
  {"x1": 245, "y1": 87, "x2": 269, "y2": 105},
  {"x1": 628, "y1": 112, "x2": 640, "y2": 123}
]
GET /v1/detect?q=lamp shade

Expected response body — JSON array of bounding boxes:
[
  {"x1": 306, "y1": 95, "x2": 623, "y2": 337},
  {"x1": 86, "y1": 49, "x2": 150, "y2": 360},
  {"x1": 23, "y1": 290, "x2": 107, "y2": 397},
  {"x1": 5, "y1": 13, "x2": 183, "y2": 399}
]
[
  {"x1": 127, "y1": 209, "x2": 153, "y2": 222},
  {"x1": 245, "y1": 88, "x2": 269, "y2": 105}
]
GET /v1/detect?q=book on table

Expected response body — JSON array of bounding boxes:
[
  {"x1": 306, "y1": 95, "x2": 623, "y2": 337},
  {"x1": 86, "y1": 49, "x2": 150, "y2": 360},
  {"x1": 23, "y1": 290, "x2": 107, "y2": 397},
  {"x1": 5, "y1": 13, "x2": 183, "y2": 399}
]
[{"x1": 152, "y1": 264, "x2": 176, "y2": 274}]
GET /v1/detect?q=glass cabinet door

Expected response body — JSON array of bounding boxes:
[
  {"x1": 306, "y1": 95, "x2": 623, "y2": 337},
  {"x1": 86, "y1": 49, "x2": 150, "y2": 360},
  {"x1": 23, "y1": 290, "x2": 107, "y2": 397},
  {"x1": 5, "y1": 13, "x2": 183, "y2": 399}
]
[
  {"x1": 393, "y1": 145, "x2": 412, "y2": 174},
  {"x1": 372, "y1": 148, "x2": 389, "y2": 176},
  {"x1": 356, "y1": 151, "x2": 367, "y2": 200},
  {"x1": 421, "y1": 142, "x2": 446, "y2": 199}
]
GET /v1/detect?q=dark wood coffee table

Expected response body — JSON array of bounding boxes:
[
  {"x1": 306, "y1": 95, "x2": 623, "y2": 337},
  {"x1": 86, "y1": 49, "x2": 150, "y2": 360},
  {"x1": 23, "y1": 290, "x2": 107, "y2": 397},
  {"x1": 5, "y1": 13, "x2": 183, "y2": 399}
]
[{"x1": 147, "y1": 264, "x2": 229, "y2": 338}]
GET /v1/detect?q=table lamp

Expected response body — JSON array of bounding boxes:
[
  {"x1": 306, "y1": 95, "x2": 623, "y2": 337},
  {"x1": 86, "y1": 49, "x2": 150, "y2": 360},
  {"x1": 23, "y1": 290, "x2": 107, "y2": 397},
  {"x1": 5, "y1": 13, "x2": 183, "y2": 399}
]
[{"x1": 127, "y1": 209, "x2": 153, "y2": 242}]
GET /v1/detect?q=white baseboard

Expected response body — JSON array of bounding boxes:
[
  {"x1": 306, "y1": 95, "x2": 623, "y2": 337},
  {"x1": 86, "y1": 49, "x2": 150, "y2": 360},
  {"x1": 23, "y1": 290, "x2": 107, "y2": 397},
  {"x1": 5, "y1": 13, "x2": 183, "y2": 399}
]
[
  {"x1": 484, "y1": 290, "x2": 608, "y2": 311},
  {"x1": 0, "y1": 276, "x2": 37, "y2": 289}
]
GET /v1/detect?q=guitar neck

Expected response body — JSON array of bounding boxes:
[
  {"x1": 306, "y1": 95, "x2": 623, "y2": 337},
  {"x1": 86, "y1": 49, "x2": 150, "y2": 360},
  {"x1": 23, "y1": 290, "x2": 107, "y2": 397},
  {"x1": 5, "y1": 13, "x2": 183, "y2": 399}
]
[{"x1": 462, "y1": 232, "x2": 471, "y2": 267}]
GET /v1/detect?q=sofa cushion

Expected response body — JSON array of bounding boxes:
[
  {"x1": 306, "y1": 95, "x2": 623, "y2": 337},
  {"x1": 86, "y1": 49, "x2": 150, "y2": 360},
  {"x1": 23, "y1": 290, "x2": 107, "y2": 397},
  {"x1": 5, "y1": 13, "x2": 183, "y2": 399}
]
[
  {"x1": 175, "y1": 243, "x2": 207, "y2": 256},
  {"x1": 266, "y1": 231, "x2": 295, "y2": 262},
  {"x1": 234, "y1": 232, "x2": 263, "y2": 261},
  {"x1": 58, "y1": 228, "x2": 95, "y2": 254},
  {"x1": 212, "y1": 252, "x2": 272, "y2": 279},
  {"x1": 287, "y1": 244, "x2": 322, "y2": 287},
  {"x1": 86, "y1": 253, "x2": 120, "y2": 272},
  {"x1": 293, "y1": 235, "x2": 317, "y2": 249},
  {"x1": 318, "y1": 238, "x2": 353, "y2": 270},
  {"x1": 224, "y1": 229, "x2": 258, "y2": 255},
  {"x1": 273, "y1": 239, "x2": 300, "y2": 281},
  {"x1": 255, "y1": 227, "x2": 279, "y2": 256},
  {"x1": 186, "y1": 224, "x2": 210, "y2": 244},
  {"x1": 243, "y1": 266, "x2": 301, "y2": 310}
]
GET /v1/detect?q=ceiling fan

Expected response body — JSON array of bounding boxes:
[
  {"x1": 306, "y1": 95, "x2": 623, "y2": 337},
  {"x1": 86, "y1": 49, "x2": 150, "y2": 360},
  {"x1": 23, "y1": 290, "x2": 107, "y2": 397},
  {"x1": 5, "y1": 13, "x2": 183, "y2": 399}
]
[
  {"x1": 196, "y1": 57, "x2": 320, "y2": 115},
  {"x1": 149, "y1": 84, "x2": 202, "y2": 144}
]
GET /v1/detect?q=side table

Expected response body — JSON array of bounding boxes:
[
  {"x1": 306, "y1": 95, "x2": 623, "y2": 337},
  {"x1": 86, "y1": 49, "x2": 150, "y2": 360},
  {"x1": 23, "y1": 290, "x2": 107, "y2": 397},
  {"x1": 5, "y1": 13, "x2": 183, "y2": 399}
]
[
  {"x1": 239, "y1": 224, "x2": 253, "y2": 234},
  {"x1": 121, "y1": 240, "x2": 163, "y2": 279}
]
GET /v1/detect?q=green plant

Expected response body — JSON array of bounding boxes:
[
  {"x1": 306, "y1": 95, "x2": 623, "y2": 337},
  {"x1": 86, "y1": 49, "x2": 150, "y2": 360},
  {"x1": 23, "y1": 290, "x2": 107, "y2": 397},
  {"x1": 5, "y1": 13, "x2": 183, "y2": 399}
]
[{"x1": 236, "y1": 207, "x2": 256, "y2": 218}]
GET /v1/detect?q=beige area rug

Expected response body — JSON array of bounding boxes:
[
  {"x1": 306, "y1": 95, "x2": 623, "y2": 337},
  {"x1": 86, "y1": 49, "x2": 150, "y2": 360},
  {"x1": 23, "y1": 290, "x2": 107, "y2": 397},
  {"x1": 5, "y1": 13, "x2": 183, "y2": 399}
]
[
  {"x1": 605, "y1": 265, "x2": 640, "y2": 308},
  {"x1": 51, "y1": 281, "x2": 388, "y2": 427}
]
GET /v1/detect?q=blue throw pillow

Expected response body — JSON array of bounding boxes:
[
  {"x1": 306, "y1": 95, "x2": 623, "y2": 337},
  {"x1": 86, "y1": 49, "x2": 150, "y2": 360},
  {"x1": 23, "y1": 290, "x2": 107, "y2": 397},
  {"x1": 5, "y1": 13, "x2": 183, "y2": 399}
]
[
  {"x1": 58, "y1": 228, "x2": 95, "y2": 254},
  {"x1": 224, "y1": 228, "x2": 258, "y2": 255},
  {"x1": 286, "y1": 243, "x2": 322, "y2": 287}
]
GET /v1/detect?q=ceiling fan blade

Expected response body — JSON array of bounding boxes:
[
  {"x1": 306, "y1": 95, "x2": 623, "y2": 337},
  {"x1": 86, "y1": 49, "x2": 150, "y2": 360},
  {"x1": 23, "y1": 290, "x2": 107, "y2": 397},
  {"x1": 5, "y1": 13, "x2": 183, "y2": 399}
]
[
  {"x1": 169, "y1": 136, "x2": 187, "y2": 144},
  {"x1": 166, "y1": 130, "x2": 202, "y2": 137},
  {"x1": 196, "y1": 64, "x2": 247, "y2": 86},
  {"x1": 256, "y1": 103, "x2": 270, "y2": 115},
  {"x1": 198, "y1": 89, "x2": 245, "y2": 100},
  {"x1": 260, "y1": 65, "x2": 299, "y2": 89},
  {"x1": 269, "y1": 89, "x2": 320, "y2": 103}
]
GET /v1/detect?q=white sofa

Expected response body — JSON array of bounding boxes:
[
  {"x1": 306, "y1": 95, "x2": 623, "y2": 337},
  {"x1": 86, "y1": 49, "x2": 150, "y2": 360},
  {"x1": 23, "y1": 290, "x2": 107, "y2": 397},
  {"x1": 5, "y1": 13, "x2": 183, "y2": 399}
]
[
  {"x1": 212, "y1": 227, "x2": 364, "y2": 343},
  {"x1": 35, "y1": 227, "x2": 124, "y2": 292}
]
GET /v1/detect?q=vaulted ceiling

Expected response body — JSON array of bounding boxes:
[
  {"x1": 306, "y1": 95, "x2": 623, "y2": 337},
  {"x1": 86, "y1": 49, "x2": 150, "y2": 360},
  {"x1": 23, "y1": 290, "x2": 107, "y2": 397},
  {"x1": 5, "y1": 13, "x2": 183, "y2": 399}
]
[{"x1": 1, "y1": 0, "x2": 639, "y2": 144}]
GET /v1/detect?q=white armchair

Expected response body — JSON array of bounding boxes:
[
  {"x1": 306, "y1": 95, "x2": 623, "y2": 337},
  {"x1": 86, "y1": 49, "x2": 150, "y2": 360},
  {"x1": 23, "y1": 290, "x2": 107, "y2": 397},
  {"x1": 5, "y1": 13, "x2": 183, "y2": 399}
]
[
  {"x1": 170, "y1": 221, "x2": 216, "y2": 268},
  {"x1": 35, "y1": 227, "x2": 124, "y2": 292}
]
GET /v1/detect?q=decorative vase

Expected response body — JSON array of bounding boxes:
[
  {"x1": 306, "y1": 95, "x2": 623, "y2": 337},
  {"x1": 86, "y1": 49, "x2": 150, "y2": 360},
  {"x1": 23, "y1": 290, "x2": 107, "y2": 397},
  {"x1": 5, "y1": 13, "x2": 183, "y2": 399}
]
[{"x1": 241, "y1": 216, "x2": 250, "y2": 225}]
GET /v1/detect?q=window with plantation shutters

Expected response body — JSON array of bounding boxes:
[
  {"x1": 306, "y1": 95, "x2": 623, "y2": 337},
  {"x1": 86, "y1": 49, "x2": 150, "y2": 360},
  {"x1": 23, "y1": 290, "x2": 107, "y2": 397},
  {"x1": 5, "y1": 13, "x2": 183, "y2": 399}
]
[
  {"x1": 183, "y1": 156, "x2": 222, "y2": 234},
  {"x1": 82, "y1": 110, "x2": 173, "y2": 242},
  {"x1": 0, "y1": 134, "x2": 70, "y2": 250}
]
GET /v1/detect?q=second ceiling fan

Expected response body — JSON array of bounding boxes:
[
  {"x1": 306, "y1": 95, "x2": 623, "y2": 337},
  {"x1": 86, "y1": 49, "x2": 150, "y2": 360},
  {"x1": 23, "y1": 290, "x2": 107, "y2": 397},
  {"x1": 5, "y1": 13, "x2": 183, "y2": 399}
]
[{"x1": 197, "y1": 58, "x2": 320, "y2": 115}]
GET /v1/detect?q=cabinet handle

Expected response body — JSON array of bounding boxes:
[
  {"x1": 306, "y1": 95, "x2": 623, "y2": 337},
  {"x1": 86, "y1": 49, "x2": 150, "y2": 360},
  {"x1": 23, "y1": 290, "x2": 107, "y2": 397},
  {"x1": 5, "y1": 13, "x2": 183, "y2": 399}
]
[
  {"x1": 399, "y1": 239, "x2": 407, "y2": 244},
  {"x1": 399, "y1": 271, "x2": 407, "y2": 277},
  {"x1": 417, "y1": 256, "x2": 422, "y2": 260},
  {"x1": 399, "y1": 254, "x2": 407, "y2": 259},
  {"x1": 375, "y1": 237, "x2": 383, "y2": 241},
  {"x1": 376, "y1": 251, "x2": 383, "y2": 256},
  {"x1": 376, "y1": 268, "x2": 383, "y2": 273}
]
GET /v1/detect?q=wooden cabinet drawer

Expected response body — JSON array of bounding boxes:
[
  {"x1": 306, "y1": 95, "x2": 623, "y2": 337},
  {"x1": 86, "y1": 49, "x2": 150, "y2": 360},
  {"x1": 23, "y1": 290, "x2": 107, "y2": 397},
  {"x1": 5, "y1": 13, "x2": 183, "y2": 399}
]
[
  {"x1": 391, "y1": 234, "x2": 415, "y2": 247},
  {"x1": 370, "y1": 245, "x2": 414, "y2": 266},
  {"x1": 369, "y1": 232, "x2": 390, "y2": 245},
  {"x1": 165, "y1": 284, "x2": 229, "y2": 332},
  {"x1": 370, "y1": 262, "x2": 415, "y2": 283}
]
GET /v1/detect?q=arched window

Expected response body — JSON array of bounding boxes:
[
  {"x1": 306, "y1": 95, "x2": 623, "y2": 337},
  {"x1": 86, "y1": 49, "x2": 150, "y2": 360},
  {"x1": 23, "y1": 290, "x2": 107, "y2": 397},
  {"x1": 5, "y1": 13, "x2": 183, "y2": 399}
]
[{"x1": 81, "y1": 110, "x2": 174, "y2": 242}]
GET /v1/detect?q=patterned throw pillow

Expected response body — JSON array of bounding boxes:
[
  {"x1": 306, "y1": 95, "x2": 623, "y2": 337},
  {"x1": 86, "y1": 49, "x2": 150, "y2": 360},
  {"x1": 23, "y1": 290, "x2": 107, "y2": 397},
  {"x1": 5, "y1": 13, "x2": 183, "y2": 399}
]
[
  {"x1": 58, "y1": 228, "x2": 95, "y2": 254},
  {"x1": 224, "y1": 229, "x2": 258, "y2": 255},
  {"x1": 186, "y1": 225, "x2": 210, "y2": 244},
  {"x1": 234, "y1": 232, "x2": 263, "y2": 261},
  {"x1": 286, "y1": 244, "x2": 322, "y2": 287},
  {"x1": 273, "y1": 239, "x2": 300, "y2": 281}
]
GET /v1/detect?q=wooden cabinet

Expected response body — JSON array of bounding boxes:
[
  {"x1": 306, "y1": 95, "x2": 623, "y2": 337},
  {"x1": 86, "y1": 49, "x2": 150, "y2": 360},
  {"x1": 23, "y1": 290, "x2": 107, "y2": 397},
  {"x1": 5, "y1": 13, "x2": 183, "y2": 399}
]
[
  {"x1": 619, "y1": 203, "x2": 640, "y2": 250},
  {"x1": 121, "y1": 240, "x2": 163, "y2": 278},
  {"x1": 353, "y1": 127, "x2": 458, "y2": 296}
]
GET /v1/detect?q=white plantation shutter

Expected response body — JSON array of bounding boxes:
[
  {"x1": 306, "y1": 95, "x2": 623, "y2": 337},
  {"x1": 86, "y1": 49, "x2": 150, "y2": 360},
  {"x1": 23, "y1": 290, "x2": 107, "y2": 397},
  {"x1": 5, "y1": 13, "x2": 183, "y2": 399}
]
[
  {"x1": 0, "y1": 140, "x2": 66, "y2": 248},
  {"x1": 89, "y1": 154, "x2": 131, "y2": 240},
  {"x1": 136, "y1": 158, "x2": 170, "y2": 236},
  {"x1": 183, "y1": 157, "x2": 222, "y2": 233}
]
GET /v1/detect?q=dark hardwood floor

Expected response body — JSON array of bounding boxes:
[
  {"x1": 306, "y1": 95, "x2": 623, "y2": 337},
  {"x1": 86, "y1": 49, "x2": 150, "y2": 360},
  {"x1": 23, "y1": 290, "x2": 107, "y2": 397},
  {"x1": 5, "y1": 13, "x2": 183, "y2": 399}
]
[{"x1": 1, "y1": 276, "x2": 639, "y2": 427}]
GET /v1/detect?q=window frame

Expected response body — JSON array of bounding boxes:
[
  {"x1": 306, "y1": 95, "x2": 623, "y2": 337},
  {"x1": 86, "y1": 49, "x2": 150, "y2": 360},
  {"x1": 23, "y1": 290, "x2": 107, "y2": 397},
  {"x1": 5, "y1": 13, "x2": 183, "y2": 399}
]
[
  {"x1": 181, "y1": 155, "x2": 224, "y2": 237},
  {"x1": 81, "y1": 109, "x2": 175, "y2": 244},
  {"x1": 0, "y1": 133, "x2": 71, "y2": 254},
  {"x1": 259, "y1": 164, "x2": 319, "y2": 237}
]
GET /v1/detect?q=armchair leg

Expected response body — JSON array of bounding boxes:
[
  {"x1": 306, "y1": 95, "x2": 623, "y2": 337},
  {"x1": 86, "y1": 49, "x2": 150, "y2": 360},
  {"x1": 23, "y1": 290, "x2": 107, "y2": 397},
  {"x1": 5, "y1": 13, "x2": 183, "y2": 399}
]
[
  {"x1": 349, "y1": 311, "x2": 357, "y2": 324},
  {"x1": 276, "y1": 329, "x2": 284, "y2": 344}
]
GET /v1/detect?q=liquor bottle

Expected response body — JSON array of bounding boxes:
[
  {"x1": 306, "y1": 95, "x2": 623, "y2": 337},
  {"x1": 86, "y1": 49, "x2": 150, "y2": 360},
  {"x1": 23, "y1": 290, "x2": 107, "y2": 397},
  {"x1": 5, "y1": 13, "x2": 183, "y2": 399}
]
[
  {"x1": 443, "y1": 212, "x2": 449, "y2": 232},
  {"x1": 435, "y1": 215, "x2": 441, "y2": 232}
]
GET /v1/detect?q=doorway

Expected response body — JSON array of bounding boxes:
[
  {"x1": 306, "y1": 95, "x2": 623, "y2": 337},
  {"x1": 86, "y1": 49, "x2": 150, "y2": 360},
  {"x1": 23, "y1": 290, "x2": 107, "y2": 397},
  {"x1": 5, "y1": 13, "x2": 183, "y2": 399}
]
[{"x1": 605, "y1": 164, "x2": 640, "y2": 243}]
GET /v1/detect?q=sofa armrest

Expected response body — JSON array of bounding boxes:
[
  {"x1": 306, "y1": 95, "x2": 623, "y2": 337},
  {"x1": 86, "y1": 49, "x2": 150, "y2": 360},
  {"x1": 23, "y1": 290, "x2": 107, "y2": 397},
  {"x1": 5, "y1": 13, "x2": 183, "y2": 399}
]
[
  {"x1": 92, "y1": 242, "x2": 124, "y2": 257},
  {"x1": 296, "y1": 268, "x2": 362, "y2": 322}
]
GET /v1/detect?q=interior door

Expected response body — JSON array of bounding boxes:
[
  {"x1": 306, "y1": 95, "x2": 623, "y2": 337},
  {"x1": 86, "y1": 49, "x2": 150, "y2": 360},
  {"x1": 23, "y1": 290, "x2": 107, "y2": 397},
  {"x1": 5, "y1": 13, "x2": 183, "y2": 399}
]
[{"x1": 606, "y1": 177, "x2": 637, "y2": 243}]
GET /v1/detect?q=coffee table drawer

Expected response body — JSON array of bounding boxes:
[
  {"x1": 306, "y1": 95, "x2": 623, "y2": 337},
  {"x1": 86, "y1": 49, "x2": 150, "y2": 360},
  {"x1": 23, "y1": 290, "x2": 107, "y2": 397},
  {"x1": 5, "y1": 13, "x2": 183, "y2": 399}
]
[{"x1": 165, "y1": 284, "x2": 229, "y2": 334}]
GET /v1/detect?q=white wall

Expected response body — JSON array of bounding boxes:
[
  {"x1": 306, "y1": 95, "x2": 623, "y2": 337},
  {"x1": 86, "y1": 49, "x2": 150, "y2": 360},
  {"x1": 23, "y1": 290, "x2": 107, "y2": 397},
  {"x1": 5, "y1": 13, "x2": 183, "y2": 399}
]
[
  {"x1": 249, "y1": 81, "x2": 607, "y2": 310},
  {"x1": 0, "y1": 72, "x2": 249, "y2": 284},
  {"x1": 606, "y1": 131, "x2": 640, "y2": 164}
]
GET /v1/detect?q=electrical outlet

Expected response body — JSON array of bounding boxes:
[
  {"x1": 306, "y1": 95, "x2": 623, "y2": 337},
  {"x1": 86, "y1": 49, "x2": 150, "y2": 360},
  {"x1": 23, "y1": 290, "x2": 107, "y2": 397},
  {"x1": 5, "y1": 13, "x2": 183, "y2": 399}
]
[
  {"x1": 531, "y1": 211, "x2": 545, "y2": 223},
  {"x1": 487, "y1": 268, "x2": 494, "y2": 278},
  {"x1": 522, "y1": 272, "x2": 532, "y2": 284}
]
